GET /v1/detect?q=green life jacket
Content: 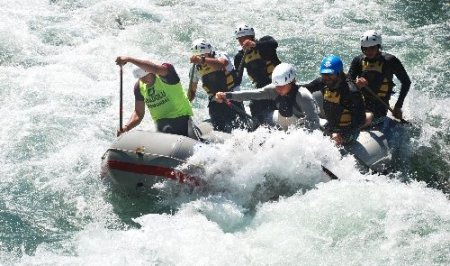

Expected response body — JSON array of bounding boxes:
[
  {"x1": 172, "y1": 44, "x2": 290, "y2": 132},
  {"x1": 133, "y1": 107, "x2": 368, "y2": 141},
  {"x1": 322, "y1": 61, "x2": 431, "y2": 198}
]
[{"x1": 139, "y1": 76, "x2": 193, "y2": 121}]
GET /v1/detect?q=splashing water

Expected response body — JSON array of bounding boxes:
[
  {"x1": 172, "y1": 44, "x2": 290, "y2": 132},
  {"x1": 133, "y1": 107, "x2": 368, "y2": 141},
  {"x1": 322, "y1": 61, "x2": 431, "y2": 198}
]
[{"x1": 0, "y1": 0, "x2": 449, "y2": 265}]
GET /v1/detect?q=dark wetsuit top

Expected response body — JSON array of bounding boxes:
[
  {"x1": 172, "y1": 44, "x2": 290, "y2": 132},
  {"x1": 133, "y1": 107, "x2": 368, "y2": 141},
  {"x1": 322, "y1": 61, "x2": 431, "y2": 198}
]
[{"x1": 348, "y1": 52, "x2": 411, "y2": 119}]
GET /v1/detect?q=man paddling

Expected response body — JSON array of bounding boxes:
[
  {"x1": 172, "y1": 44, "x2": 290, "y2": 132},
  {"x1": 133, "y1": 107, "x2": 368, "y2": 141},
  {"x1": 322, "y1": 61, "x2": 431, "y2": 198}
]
[
  {"x1": 215, "y1": 63, "x2": 320, "y2": 131},
  {"x1": 115, "y1": 56, "x2": 193, "y2": 137},
  {"x1": 188, "y1": 39, "x2": 247, "y2": 133},
  {"x1": 304, "y1": 55, "x2": 366, "y2": 145},
  {"x1": 233, "y1": 24, "x2": 280, "y2": 127},
  {"x1": 348, "y1": 30, "x2": 411, "y2": 129}
]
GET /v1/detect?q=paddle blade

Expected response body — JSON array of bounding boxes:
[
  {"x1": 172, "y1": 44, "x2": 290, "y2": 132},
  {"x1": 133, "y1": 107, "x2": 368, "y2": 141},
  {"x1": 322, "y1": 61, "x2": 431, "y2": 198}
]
[{"x1": 321, "y1": 165, "x2": 339, "y2": 180}]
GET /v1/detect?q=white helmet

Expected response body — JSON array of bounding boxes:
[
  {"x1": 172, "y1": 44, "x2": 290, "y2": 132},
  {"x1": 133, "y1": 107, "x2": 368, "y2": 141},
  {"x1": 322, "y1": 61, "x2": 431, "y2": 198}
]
[
  {"x1": 360, "y1": 30, "x2": 382, "y2": 47},
  {"x1": 272, "y1": 63, "x2": 296, "y2": 86},
  {"x1": 234, "y1": 24, "x2": 255, "y2": 39},
  {"x1": 191, "y1": 38, "x2": 212, "y2": 55}
]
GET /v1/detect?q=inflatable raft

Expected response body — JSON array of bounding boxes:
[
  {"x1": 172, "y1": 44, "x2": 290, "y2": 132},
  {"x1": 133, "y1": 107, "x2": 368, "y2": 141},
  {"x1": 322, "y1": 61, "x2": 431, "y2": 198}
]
[
  {"x1": 101, "y1": 120, "x2": 393, "y2": 194},
  {"x1": 101, "y1": 130, "x2": 201, "y2": 191},
  {"x1": 273, "y1": 110, "x2": 392, "y2": 173},
  {"x1": 100, "y1": 122, "x2": 231, "y2": 192}
]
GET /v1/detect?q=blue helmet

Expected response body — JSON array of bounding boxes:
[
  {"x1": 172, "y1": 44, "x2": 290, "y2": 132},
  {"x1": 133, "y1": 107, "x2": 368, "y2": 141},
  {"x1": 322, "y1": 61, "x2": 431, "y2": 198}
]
[{"x1": 320, "y1": 55, "x2": 343, "y2": 75}]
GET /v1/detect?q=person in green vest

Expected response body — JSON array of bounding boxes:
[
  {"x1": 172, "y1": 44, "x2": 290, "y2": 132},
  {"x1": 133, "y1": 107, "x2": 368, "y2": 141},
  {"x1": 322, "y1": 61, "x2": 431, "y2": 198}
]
[{"x1": 115, "y1": 56, "x2": 193, "y2": 137}]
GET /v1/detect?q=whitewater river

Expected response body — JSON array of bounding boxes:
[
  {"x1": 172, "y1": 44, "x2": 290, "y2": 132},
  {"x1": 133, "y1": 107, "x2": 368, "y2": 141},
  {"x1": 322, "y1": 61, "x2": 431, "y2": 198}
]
[{"x1": 0, "y1": 0, "x2": 449, "y2": 265}]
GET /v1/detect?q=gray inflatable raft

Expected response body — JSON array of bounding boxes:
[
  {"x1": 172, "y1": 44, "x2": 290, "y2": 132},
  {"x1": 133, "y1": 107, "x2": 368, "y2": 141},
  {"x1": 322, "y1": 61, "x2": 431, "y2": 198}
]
[
  {"x1": 273, "y1": 109, "x2": 391, "y2": 173},
  {"x1": 101, "y1": 111, "x2": 392, "y2": 192},
  {"x1": 346, "y1": 130, "x2": 391, "y2": 172},
  {"x1": 101, "y1": 130, "x2": 200, "y2": 191},
  {"x1": 101, "y1": 122, "x2": 232, "y2": 192},
  {"x1": 313, "y1": 89, "x2": 392, "y2": 172}
]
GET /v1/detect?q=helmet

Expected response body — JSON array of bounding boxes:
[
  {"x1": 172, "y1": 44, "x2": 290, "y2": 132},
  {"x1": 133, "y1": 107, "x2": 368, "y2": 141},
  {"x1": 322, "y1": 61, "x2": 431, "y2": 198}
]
[
  {"x1": 234, "y1": 24, "x2": 255, "y2": 39},
  {"x1": 360, "y1": 30, "x2": 382, "y2": 47},
  {"x1": 272, "y1": 63, "x2": 296, "y2": 86},
  {"x1": 133, "y1": 68, "x2": 150, "y2": 79},
  {"x1": 191, "y1": 38, "x2": 212, "y2": 55},
  {"x1": 320, "y1": 55, "x2": 343, "y2": 75}
]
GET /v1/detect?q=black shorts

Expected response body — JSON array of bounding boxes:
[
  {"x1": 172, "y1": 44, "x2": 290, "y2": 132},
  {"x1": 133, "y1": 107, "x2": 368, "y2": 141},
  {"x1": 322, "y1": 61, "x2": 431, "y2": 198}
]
[{"x1": 155, "y1": 116, "x2": 190, "y2": 137}]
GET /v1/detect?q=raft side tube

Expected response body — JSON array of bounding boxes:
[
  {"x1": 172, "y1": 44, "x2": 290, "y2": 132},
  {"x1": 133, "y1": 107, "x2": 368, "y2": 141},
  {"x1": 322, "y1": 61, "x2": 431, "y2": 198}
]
[{"x1": 101, "y1": 130, "x2": 203, "y2": 192}]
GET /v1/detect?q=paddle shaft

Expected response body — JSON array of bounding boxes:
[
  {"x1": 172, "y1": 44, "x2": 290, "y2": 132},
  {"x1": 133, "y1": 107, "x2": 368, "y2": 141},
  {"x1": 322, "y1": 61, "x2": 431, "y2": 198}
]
[
  {"x1": 225, "y1": 100, "x2": 252, "y2": 120},
  {"x1": 188, "y1": 63, "x2": 195, "y2": 92},
  {"x1": 119, "y1": 66, "x2": 123, "y2": 130},
  {"x1": 236, "y1": 50, "x2": 248, "y2": 82},
  {"x1": 187, "y1": 64, "x2": 204, "y2": 141},
  {"x1": 362, "y1": 86, "x2": 409, "y2": 124}
]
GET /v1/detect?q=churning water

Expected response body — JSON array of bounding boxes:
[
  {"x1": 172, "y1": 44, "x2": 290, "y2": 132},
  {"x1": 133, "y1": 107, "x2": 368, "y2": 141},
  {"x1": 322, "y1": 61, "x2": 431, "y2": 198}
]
[{"x1": 1, "y1": 0, "x2": 449, "y2": 265}]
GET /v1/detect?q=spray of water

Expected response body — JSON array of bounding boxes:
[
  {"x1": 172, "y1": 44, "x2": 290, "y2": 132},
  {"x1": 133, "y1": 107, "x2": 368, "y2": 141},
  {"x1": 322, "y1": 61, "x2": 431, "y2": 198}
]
[{"x1": 0, "y1": 0, "x2": 448, "y2": 264}]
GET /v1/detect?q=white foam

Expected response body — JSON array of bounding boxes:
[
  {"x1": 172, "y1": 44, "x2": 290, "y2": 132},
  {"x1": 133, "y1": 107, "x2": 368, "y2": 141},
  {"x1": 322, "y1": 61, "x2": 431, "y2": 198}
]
[
  {"x1": 1, "y1": 0, "x2": 449, "y2": 264},
  {"x1": 19, "y1": 178, "x2": 450, "y2": 265}
]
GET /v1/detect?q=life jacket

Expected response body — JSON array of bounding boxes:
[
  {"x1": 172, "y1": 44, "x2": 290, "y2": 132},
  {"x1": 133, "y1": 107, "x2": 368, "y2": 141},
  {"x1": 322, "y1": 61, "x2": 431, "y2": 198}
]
[
  {"x1": 196, "y1": 61, "x2": 238, "y2": 95},
  {"x1": 275, "y1": 84, "x2": 302, "y2": 118},
  {"x1": 322, "y1": 80, "x2": 357, "y2": 131},
  {"x1": 244, "y1": 48, "x2": 277, "y2": 88},
  {"x1": 360, "y1": 56, "x2": 392, "y2": 100},
  {"x1": 139, "y1": 76, "x2": 193, "y2": 121}
]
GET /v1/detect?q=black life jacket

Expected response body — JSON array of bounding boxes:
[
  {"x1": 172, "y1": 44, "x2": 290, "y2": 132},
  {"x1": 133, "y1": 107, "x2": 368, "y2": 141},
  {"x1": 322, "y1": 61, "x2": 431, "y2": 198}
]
[
  {"x1": 360, "y1": 55, "x2": 392, "y2": 101},
  {"x1": 197, "y1": 58, "x2": 238, "y2": 95},
  {"x1": 322, "y1": 80, "x2": 358, "y2": 131},
  {"x1": 275, "y1": 85, "x2": 302, "y2": 117},
  {"x1": 244, "y1": 48, "x2": 277, "y2": 88}
]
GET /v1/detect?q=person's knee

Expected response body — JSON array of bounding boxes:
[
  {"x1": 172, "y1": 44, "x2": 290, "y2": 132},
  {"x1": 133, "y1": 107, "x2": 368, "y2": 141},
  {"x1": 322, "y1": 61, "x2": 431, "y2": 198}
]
[{"x1": 360, "y1": 112, "x2": 374, "y2": 129}]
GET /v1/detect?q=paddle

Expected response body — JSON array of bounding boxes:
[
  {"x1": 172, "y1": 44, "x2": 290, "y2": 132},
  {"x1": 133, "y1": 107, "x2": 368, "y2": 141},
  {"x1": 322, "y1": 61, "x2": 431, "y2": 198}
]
[
  {"x1": 225, "y1": 99, "x2": 252, "y2": 120},
  {"x1": 220, "y1": 50, "x2": 255, "y2": 130},
  {"x1": 236, "y1": 50, "x2": 247, "y2": 82},
  {"x1": 119, "y1": 65, "x2": 123, "y2": 131},
  {"x1": 224, "y1": 99, "x2": 256, "y2": 131},
  {"x1": 321, "y1": 164, "x2": 339, "y2": 180},
  {"x1": 187, "y1": 63, "x2": 205, "y2": 141},
  {"x1": 362, "y1": 86, "x2": 410, "y2": 124},
  {"x1": 188, "y1": 63, "x2": 196, "y2": 97}
]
